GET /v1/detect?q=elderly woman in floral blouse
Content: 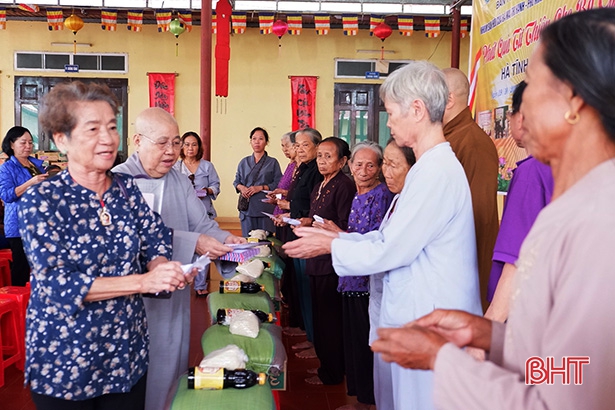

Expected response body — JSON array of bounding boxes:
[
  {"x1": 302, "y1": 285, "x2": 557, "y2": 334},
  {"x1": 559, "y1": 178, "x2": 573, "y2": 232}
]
[
  {"x1": 316, "y1": 141, "x2": 395, "y2": 409},
  {"x1": 18, "y1": 81, "x2": 194, "y2": 410}
]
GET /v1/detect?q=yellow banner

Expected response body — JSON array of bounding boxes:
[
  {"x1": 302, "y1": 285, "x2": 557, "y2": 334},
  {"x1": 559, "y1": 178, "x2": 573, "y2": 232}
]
[{"x1": 470, "y1": 0, "x2": 615, "y2": 170}]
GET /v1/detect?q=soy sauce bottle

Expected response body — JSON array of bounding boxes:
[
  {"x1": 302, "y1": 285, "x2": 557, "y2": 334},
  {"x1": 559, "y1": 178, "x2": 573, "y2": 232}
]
[
  {"x1": 219, "y1": 280, "x2": 265, "y2": 294},
  {"x1": 187, "y1": 367, "x2": 267, "y2": 390},
  {"x1": 216, "y1": 308, "x2": 276, "y2": 325}
]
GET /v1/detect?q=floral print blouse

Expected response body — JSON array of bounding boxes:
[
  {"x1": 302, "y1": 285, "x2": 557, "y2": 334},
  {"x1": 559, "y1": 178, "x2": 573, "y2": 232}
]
[
  {"x1": 18, "y1": 171, "x2": 172, "y2": 400},
  {"x1": 337, "y1": 182, "x2": 394, "y2": 293}
]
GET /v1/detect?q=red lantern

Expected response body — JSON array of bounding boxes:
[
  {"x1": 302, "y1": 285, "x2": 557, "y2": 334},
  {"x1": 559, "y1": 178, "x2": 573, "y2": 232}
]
[
  {"x1": 272, "y1": 19, "x2": 288, "y2": 50},
  {"x1": 373, "y1": 22, "x2": 392, "y2": 42},
  {"x1": 272, "y1": 19, "x2": 288, "y2": 39},
  {"x1": 373, "y1": 22, "x2": 393, "y2": 60}
]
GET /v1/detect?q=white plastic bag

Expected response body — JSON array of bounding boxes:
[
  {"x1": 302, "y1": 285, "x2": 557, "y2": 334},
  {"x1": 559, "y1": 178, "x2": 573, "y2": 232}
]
[
  {"x1": 198, "y1": 344, "x2": 249, "y2": 370},
  {"x1": 256, "y1": 245, "x2": 271, "y2": 258},
  {"x1": 229, "y1": 311, "x2": 260, "y2": 338},
  {"x1": 248, "y1": 229, "x2": 268, "y2": 241},
  {"x1": 236, "y1": 259, "x2": 264, "y2": 279},
  {"x1": 231, "y1": 273, "x2": 255, "y2": 283}
]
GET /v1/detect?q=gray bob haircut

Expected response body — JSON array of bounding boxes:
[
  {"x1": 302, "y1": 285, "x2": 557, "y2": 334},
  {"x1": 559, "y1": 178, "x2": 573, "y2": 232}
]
[
  {"x1": 379, "y1": 61, "x2": 449, "y2": 123},
  {"x1": 295, "y1": 127, "x2": 322, "y2": 145},
  {"x1": 350, "y1": 140, "x2": 384, "y2": 166}
]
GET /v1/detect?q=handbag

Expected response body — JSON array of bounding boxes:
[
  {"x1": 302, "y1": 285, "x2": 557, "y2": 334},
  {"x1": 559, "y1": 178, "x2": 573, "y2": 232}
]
[
  {"x1": 237, "y1": 195, "x2": 249, "y2": 211},
  {"x1": 237, "y1": 153, "x2": 268, "y2": 212}
]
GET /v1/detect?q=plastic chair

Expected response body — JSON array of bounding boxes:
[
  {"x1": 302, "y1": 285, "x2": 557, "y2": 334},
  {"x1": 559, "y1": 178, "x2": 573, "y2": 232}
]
[
  {"x1": 0, "y1": 249, "x2": 12, "y2": 262},
  {"x1": 0, "y1": 258, "x2": 10, "y2": 287},
  {"x1": 0, "y1": 286, "x2": 30, "y2": 370},
  {"x1": 0, "y1": 298, "x2": 23, "y2": 388}
]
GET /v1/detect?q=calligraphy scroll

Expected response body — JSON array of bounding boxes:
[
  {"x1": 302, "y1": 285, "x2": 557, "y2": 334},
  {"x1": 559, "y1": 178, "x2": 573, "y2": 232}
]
[
  {"x1": 290, "y1": 76, "x2": 317, "y2": 130},
  {"x1": 148, "y1": 73, "x2": 175, "y2": 115}
]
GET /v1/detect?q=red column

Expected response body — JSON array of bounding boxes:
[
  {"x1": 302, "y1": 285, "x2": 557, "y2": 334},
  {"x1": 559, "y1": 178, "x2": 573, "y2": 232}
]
[
  {"x1": 451, "y1": 7, "x2": 461, "y2": 69},
  {"x1": 200, "y1": 3, "x2": 212, "y2": 160}
]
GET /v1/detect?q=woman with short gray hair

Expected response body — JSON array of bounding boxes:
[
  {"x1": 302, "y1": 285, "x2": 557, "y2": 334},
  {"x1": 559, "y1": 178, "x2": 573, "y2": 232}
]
[{"x1": 284, "y1": 61, "x2": 481, "y2": 410}]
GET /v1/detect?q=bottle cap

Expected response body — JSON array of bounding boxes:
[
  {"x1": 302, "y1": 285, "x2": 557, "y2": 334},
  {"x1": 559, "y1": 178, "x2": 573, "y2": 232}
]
[{"x1": 257, "y1": 373, "x2": 267, "y2": 385}]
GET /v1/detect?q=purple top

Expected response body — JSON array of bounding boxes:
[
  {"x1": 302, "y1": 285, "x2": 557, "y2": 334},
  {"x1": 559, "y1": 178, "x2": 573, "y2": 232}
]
[
  {"x1": 273, "y1": 161, "x2": 297, "y2": 215},
  {"x1": 338, "y1": 182, "x2": 395, "y2": 292},
  {"x1": 487, "y1": 156, "x2": 554, "y2": 301}
]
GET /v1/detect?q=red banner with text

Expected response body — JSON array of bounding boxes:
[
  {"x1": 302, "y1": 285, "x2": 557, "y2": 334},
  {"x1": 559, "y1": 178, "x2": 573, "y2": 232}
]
[
  {"x1": 290, "y1": 76, "x2": 317, "y2": 130},
  {"x1": 148, "y1": 73, "x2": 175, "y2": 115}
]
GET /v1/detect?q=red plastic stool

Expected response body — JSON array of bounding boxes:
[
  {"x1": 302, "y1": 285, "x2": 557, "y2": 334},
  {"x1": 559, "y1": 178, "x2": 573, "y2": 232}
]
[
  {"x1": 0, "y1": 258, "x2": 10, "y2": 287},
  {"x1": 0, "y1": 298, "x2": 23, "y2": 388},
  {"x1": 0, "y1": 249, "x2": 12, "y2": 262},
  {"x1": 0, "y1": 286, "x2": 30, "y2": 370}
]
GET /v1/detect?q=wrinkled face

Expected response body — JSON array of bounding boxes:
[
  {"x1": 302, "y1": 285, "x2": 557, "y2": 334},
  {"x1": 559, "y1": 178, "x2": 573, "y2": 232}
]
[
  {"x1": 250, "y1": 130, "x2": 267, "y2": 154},
  {"x1": 11, "y1": 132, "x2": 34, "y2": 160},
  {"x1": 350, "y1": 148, "x2": 381, "y2": 189},
  {"x1": 385, "y1": 99, "x2": 415, "y2": 148},
  {"x1": 295, "y1": 133, "x2": 318, "y2": 163},
  {"x1": 136, "y1": 120, "x2": 181, "y2": 178},
  {"x1": 520, "y1": 44, "x2": 571, "y2": 164},
  {"x1": 382, "y1": 143, "x2": 411, "y2": 194},
  {"x1": 182, "y1": 135, "x2": 200, "y2": 159},
  {"x1": 281, "y1": 139, "x2": 293, "y2": 158},
  {"x1": 56, "y1": 101, "x2": 119, "y2": 173},
  {"x1": 317, "y1": 141, "x2": 345, "y2": 178}
]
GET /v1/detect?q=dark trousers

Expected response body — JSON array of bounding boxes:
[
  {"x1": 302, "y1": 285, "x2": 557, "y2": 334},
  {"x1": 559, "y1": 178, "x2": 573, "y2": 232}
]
[
  {"x1": 8, "y1": 237, "x2": 30, "y2": 286},
  {"x1": 310, "y1": 273, "x2": 344, "y2": 385},
  {"x1": 294, "y1": 258, "x2": 314, "y2": 342},
  {"x1": 342, "y1": 294, "x2": 375, "y2": 405},
  {"x1": 31, "y1": 373, "x2": 147, "y2": 410},
  {"x1": 280, "y1": 256, "x2": 303, "y2": 329}
]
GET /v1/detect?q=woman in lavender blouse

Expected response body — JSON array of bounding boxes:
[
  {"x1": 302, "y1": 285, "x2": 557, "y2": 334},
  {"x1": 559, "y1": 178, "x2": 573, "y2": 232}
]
[{"x1": 317, "y1": 140, "x2": 396, "y2": 409}]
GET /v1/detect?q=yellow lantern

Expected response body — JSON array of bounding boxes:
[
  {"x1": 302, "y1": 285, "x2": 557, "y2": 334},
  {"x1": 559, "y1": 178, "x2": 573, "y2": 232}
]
[
  {"x1": 64, "y1": 14, "x2": 84, "y2": 54},
  {"x1": 64, "y1": 14, "x2": 84, "y2": 34}
]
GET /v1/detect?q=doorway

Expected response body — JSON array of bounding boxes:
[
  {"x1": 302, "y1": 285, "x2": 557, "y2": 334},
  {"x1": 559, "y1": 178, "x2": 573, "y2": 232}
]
[{"x1": 333, "y1": 83, "x2": 390, "y2": 149}]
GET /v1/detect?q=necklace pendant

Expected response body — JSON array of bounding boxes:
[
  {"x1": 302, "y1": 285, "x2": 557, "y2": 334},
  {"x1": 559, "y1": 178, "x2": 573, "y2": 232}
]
[{"x1": 99, "y1": 207, "x2": 112, "y2": 226}]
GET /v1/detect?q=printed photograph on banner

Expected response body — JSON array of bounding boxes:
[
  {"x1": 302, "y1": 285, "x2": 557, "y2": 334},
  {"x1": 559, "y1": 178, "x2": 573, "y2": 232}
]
[{"x1": 469, "y1": 0, "x2": 609, "y2": 190}]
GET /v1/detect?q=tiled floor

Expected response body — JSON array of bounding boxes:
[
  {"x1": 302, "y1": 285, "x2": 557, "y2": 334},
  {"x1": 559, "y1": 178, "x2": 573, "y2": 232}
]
[{"x1": 0, "y1": 286, "x2": 357, "y2": 410}]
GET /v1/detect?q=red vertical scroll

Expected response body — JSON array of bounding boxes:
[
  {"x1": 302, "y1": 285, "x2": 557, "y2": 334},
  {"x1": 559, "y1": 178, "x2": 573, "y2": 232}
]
[
  {"x1": 290, "y1": 76, "x2": 317, "y2": 130},
  {"x1": 148, "y1": 73, "x2": 175, "y2": 115}
]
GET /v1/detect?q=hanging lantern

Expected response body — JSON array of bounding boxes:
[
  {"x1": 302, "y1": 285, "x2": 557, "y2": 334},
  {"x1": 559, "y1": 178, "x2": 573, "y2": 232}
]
[
  {"x1": 64, "y1": 14, "x2": 84, "y2": 34},
  {"x1": 373, "y1": 22, "x2": 392, "y2": 42},
  {"x1": 272, "y1": 19, "x2": 288, "y2": 49},
  {"x1": 64, "y1": 14, "x2": 84, "y2": 54},
  {"x1": 169, "y1": 18, "x2": 186, "y2": 56},
  {"x1": 373, "y1": 22, "x2": 393, "y2": 60},
  {"x1": 169, "y1": 18, "x2": 186, "y2": 38}
]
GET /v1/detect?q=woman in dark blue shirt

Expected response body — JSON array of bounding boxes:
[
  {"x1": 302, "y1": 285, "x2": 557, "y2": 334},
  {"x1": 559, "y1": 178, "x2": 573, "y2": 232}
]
[{"x1": 18, "y1": 81, "x2": 194, "y2": 410}]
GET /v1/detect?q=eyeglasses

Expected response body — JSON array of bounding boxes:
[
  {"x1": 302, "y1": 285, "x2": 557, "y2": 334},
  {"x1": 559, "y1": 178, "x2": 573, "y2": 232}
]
[
  {"x1": 139, "y1": 134, "x2": 182, "y2": 150},
  {"x1": 188, "y1": 173, "x2": 195, "y2": 187}
]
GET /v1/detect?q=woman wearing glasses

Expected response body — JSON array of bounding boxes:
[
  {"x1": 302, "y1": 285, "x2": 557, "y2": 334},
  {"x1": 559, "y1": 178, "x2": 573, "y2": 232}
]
[{"x1": 174, "y1": 131, "x2": 221, "y2": 219}]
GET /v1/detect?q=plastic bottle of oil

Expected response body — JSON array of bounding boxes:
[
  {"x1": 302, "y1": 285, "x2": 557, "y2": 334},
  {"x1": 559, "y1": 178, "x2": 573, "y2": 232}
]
[{"x1": 187, "y1": 367, "x2": 267, "y2": 389}]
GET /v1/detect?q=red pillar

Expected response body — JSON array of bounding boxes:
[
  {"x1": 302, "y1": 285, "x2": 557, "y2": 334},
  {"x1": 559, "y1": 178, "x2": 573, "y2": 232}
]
[
  {"x1": 200, "y1": 2, "x2": 212, "y2": 160},
  {"x1": 451, "y1": 7, "x2": 461, "y2": 69}
]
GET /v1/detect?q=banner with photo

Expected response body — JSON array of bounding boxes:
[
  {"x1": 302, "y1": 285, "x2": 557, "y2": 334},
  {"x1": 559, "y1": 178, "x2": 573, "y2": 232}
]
[
  {"x1": 290, "y1": 76, "x2": 317, "y2": 130},
  {"x1": 470, "y1": 0, "x2": 614, "y2": 176}
]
